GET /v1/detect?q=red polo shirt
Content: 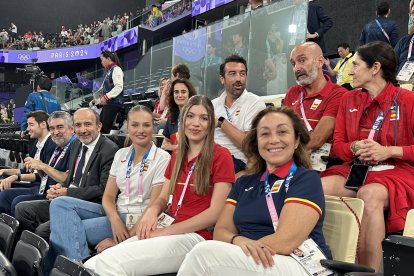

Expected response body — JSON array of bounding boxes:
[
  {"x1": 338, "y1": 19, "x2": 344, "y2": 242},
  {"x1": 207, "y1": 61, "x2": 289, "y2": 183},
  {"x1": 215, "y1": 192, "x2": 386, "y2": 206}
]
[
  {"x1": 164, "y1": 143, "x2": 235, "y2": 240},
  {"x1": 284, "y1": 75, "x2": 345, "y2": 132}
]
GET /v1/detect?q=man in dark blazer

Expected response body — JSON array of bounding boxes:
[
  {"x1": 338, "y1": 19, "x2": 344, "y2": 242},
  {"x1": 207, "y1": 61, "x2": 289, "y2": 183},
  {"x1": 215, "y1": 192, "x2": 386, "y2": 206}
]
[
  {"x1": 15, "y1": 108, "x2": 119, "y2": 240},
  {"x1": 306, "y1": 0, "x2": 333, "y2": 54}
]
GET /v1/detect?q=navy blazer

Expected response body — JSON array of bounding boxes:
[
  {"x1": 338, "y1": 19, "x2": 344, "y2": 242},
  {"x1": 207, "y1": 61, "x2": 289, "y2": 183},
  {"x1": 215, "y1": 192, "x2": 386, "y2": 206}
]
[{"x1": 307, "y1": 1, "x2": 333, "y2": 54}]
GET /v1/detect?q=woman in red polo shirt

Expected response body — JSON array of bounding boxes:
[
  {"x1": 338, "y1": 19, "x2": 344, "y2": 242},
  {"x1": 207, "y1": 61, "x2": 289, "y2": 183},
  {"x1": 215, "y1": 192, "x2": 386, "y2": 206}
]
[
  {"x1": 321, "y1": 41, "x2": 414, "y2": 271},
  {"x1": 85, "y1": 95, "x2": 235, "y2": 275}
]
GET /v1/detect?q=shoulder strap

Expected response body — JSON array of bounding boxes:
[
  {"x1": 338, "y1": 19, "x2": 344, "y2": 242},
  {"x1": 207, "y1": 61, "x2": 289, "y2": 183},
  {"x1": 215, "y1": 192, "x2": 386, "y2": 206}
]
[
  {"x1": 338, "y1": 53, "x2": 353, "y2": 70},
  {"x1": 38, "y1": 92, "x2": 49, "y2": 114}
]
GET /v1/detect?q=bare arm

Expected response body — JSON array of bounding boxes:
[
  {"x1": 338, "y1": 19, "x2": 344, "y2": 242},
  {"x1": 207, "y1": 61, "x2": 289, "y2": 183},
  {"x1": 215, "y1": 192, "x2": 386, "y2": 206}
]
[
  {"x1": 0, "y1": 168, "x2": 20, "y2": 176},
  {"x1": 162, "y1": 182, "x2": 232, "y2": 235},
  {"x1": 27, "y1": 158, "x2": 69, "y2": 183},
  {"x1": 307, "y1": 116, "x2": 335, "y2": 151},
  {"x1": 259, "y1": 203, "x2": 319, "y2": 255}
]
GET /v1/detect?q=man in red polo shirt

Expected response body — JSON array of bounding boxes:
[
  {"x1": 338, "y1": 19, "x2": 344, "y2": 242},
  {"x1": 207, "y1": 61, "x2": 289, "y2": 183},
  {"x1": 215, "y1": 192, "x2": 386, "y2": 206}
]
[{"x1": 284, "y1": 42, "x2": 346, "y2": 171}]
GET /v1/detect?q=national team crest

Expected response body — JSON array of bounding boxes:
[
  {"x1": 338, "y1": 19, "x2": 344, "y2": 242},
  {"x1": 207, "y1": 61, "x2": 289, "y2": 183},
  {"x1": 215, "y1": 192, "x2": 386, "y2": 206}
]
[
  {"x1": 389, "y1": 106, "x2": 399, "y2": 121},
  {"x1": 310, "y1": 99, "x2": 322, "y2": 110},
  {"x1": 235, "y1": 110, "x2": 241, "y2": 117},
  {"x1": 271, "y1": 180, "x2": 284, "y2": 193}
]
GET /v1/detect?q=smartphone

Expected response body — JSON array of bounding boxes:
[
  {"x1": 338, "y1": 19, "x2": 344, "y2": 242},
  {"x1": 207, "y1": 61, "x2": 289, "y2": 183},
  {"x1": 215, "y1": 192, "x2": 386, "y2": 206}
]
[{"x1": 344, "y1": 164, "x2": 369, "y2": 190}]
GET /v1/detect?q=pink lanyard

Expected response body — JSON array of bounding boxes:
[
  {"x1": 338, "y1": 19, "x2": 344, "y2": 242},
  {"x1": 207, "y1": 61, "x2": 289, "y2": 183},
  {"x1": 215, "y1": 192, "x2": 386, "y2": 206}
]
[
  {"x1": 167, "y1": 160, "x2": 197, "y2": 217},
  {"x1": 125, "y1": 145, "x2": 153, "y2": 203},
  {"x1": 264, "y1": 163, "x2": 297, "y2": 231},
  {"x1": 299, "y1": 92, "x2": 313, "y2": 132}
]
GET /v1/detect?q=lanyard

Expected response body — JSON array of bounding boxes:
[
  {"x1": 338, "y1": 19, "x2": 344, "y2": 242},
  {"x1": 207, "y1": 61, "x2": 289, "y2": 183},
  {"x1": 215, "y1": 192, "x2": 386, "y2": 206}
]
[
  {"x1": 407, "y1": 36, "x2": 414, "y2": 61},
  {"x1": 368, "y1": 111, "x2": 384, "y2": 140},
  {"x1": 167, "y1": 160, "x2": 197, "y2": 216},
  {"x1": 48, "y1": 135, "x2": 76, "y2": 168},
  {"x1": 299, "y1": 92, "x2": 313, "y2": 132},
  {"x1": 375, "y1": 19, "x2": 390, "y2": 42},
  {"x1": 125, "y1": 144, "x2": 153, "y2": 203},
  {"x1": 224, "y1": 106, "x2": 233, "y2": 123},
  {"x1": 39, "y1": 135, "x2": 76, "y2": 195},
  {"x1": 264, "y1": 162, "x2": 297, "y2": 231}
]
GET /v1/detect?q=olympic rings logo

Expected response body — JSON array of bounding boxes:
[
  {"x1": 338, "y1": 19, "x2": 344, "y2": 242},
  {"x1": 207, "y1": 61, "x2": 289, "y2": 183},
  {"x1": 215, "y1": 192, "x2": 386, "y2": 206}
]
[{"x1": 17, "y1": 54, "x2": 31, "y2": 61}]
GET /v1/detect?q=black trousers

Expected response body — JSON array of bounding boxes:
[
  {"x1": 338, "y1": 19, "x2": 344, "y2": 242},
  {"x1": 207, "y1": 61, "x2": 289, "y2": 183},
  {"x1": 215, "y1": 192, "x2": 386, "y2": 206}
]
[
  {"x1": 15, "y1": 199, "x2": 51, "y2": 241},
  {"x1": 100, "y1": 104, "x2": 122, "y2": 134}
]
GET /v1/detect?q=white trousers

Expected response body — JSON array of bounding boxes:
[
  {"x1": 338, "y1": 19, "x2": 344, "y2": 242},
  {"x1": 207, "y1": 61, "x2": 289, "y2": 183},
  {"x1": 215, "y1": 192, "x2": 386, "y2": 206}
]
[
  {"x1": 177, "y1": 240, "x2": 309, "y2": 276},
  {"x1": 84, "y1": 233, "x2": 204, "y2": 276}
]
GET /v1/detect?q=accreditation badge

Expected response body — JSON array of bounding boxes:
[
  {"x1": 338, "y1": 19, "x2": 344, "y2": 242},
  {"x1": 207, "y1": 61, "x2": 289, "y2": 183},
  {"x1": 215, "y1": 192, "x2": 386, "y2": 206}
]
[
  {"x1": 397, "y1": 61, "x2": 414, "y2": 83},
  {"x1": 156, "y1": 212, "x2": 175, "y2": 228},
  {"x1": 310, "y1": 99, "x2": 322, "y2": 110},
  {"x1": 311, "y1": 143, "x2": 332, "y2": 172},
  {"x1": 125, "y1": 213, "x2": 139, "y2": 230},
  {"x1": 290, "y1": 238, "x2": 333, "y2": 276}
]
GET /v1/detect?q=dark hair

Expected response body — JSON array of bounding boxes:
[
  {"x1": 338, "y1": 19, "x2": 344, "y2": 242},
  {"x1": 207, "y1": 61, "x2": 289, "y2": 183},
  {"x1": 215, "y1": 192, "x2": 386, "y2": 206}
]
[
  {"x1": 172, "y1": 63, "x2": 190, "y2": 79},
  {"x1": 26, "y1": 110, "x2": 49, "y2": 130},
  {"x1": 37, "y1": 76, "x2": 52, "y2": 91},
  {"x1": 219, "y1": 54, "x2": 248, "y2": 76},
  {"x1": 337, "y1": 42, "x2": 350, "y2": 50},
  {"x1": 243, "y1": 106, "x2": 311, "y2": 174},
  {"x1": 101, "y1": 50, "x2": 122, "y2": 68},
  {"x1": 355, "y1": 41, "x2": 398, "y2": 85},
  {"x1": 377, "y1": 1, "x2": 390, "y2": 16},
  {"x1": 168, "y1": 78, "x2": 197, "y2": 124}
]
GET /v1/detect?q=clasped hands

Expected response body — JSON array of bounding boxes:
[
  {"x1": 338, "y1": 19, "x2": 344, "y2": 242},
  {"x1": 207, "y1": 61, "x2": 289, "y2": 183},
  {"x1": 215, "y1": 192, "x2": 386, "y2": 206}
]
[{"x1": 353, "y1": 139, "x2": 391, "y2": 164}]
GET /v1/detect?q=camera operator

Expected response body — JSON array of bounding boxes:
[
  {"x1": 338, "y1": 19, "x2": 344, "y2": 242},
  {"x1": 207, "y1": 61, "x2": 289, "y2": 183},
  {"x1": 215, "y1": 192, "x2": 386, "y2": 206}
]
[{"x1": 21, "y1": 76, "x2": 61, "y2": 136}]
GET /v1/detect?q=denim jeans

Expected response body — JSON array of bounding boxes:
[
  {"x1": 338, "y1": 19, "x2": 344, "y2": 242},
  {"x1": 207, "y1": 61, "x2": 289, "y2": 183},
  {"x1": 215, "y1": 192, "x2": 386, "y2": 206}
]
[{"x1": 49, "y1": 196, "x2": 126, "y2": 262}]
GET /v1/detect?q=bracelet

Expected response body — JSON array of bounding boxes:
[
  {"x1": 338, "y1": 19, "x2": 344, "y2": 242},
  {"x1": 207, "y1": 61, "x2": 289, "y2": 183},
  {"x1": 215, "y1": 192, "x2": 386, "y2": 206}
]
[
  {"x1": 230, "y1": 234, "x2": 241, "y2": 244},
  {"x1": 350, "y1": 141, "x2": 358, "y2": 155},
  {"x1": 16, "y1": 172, "x2": 21, "y2": 181}
]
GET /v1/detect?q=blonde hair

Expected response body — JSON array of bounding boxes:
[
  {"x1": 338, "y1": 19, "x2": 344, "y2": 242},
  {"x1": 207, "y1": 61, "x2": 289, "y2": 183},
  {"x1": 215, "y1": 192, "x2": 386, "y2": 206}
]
[
  {"x1": 124, "y1": 105, "x2": 154, "y2": 147},
  {"x1": 168, "y1": 95, "x2": 215, "y2": 195}
]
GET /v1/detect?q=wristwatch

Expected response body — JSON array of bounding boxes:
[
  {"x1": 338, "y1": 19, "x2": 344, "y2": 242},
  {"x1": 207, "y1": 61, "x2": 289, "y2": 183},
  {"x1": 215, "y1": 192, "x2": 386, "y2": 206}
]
[{"x1": 217, "y1": 117, "x2": 225, "y2": 128}]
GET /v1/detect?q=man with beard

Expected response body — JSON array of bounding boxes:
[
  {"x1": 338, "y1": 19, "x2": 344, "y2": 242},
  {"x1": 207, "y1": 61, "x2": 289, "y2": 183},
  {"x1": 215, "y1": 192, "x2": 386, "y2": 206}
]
[
  {"x1": 15, "y1": 108, "x2": 118, "y2": 240},
  {"x1": 284, "y1": 42, "x2": 345, "y2": 171},
  {"x1": 0, "y1": 111, "x2": 56, "y2": 215},
  {"x1": 213, "y1": 55, "x2": 266, "y2": 174}
]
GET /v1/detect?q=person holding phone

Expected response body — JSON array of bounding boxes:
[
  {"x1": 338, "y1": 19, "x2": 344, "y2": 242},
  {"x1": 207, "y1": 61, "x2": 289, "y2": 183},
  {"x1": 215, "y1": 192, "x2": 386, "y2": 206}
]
[
  {"x1": 84, "y1": 95, "x2": 235, "y2": 275},
  {"x1": 321, "y1": 41, "x2": 414, "y2": 272},
  {"x1": 178, "y1": 106, "x2": 331, "y2": 276}
]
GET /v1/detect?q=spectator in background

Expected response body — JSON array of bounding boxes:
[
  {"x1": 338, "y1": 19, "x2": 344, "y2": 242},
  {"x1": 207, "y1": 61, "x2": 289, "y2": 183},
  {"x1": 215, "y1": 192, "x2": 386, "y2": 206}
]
[
  {"x1": 395, "y1": 0, "x2": 414, "y2": 73},
  {"x1": 10, "y1": 23, "x2": 17, "y2": 42},
  {"x1": 7, "y1": 99, "x2": 14, "y2": 123},
  {"x1": 0, "y1": 103, "x2": 9, "y2": 123},
  {"x1": 21, "y1": 76, "x2": 61, "y2": 134},
  {"x1": 148, "y1": 5, "x2": 163, "y2": 27},
  {"x1": 409, "y1": 0, "x2": 414, "y2": 35},
  {"x1": 306, "y1": 0, "x2": 333, "y2": 55},
  {"x1": 324, "y1": 42, "x2": 354, "y2": 90},
  {"x1": 162, "y1": 78, "x2": 197, "y2": 151},
  {"x1": 91, "y1": 51, "x2": 124, "y2": 134},
  {"x1": 359, "y1": 1, "x2": 399, "y2": 48},
  {"x1": 0, "y1": 29, "x2": 8, "y2": 48}
]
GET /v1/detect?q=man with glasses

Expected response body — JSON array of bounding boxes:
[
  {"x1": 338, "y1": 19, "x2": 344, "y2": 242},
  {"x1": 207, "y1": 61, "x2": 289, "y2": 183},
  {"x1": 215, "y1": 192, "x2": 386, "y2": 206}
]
[
  {"x1": 213, "y1": 54, "x2": 266, "y2": 175},
  {"x1": 15, "y1": 108, "x2": 118, "y2": 240}
]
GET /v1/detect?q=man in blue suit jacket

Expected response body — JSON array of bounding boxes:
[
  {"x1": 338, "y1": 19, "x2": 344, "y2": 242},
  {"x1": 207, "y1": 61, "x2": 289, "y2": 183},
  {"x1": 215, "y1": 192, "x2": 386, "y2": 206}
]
[{"x1": 306, "y1": 0, "x2": 333, "y2": 54}]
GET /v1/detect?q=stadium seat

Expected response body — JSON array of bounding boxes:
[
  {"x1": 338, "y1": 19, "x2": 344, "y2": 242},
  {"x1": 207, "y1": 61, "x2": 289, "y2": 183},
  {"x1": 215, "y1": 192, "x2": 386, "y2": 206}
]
[
  {"x1": 0, "y1": 250, "x2": 17, "y2": 276},
  {"x1": 0, "y1": 213, "x2": 19, "y2": 259},
  {"x1": 50, "y1": 255, "x2": 91, "y2": 276},
  {"x1": 11, "y1": 230, "x2": 49, "y2": 276},
  {"x1": 403, "y1": 209, "x2": 414, "y2": 238}
]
